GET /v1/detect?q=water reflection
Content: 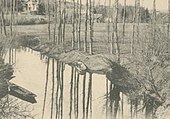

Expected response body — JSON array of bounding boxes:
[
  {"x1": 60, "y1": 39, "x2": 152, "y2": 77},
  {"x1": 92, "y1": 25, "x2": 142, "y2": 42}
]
[{"x1": 8, "y1": 48, "x2": 144, "y2": 119}]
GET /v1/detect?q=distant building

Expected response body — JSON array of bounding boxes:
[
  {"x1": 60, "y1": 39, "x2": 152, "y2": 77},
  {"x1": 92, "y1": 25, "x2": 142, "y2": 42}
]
[{"x1": 21, "y1": 0, "x2": 39, "y2": 13}]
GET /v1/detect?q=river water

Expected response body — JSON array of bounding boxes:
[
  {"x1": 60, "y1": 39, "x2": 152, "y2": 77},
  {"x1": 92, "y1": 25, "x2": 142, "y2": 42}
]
[{"x1": 5, "y1": 48, "x2": 144, "y2": 119}]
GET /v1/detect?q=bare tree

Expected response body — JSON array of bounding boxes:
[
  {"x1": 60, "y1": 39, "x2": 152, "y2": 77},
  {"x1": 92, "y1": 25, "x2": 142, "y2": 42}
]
[
  {"x1": 89, "y1": 0, "x2": 94, "y2": 54},
  {"x1": 10, "y1": 0, "x2": 13, "y2": 36},
  {"x1": 58, "y1": 0, "x2": 62, "y2": 45},
  {"x1": 136, "y1": 0, "x2": 140, "y2": 40},
  {"x1": 84, "y1": 0, "x2": 88, "y2": 52},
  {"x1": 62, "y1": 0, "x2": 66, "y2": 44},
  {"x1": 47, "y1": 0, "x2": 51, "y2": 41},
  {"x1": 78, "y1": 0, "x2": 82, "y2": 50},
  {"x1": 131, "y1": 0, "x2": 137, "y2": 55},
  {"x1": 76, "y1": 0, "x2": 79, "y2": 49},
  {"x1": 108, "y1": 0, "x2": 111, "y2": 53},
  {"x1": 152, "y1": 0, "x2": 156, "y2": 42},
  {"x1": 13, "y1": 0, "x2": 16, "y2": 24},
  {"x1": 53, "y1": 0, "x2": 58, "y2": 43},
  {"x1": 168, "y1": 0, "x2": 170, "y2": 38},
  {"x1": 0, "y1": 0, "x2": 7, "y2": 36},
  {"x1": 122, "y1": 0, "x2": 126, "y2": 44},
  {"x1": 114, "y1": 0, "x2": 120, "y2": 63},
  {"x1": 72, "y1": 0, "x2": 76, "y2": 48}
]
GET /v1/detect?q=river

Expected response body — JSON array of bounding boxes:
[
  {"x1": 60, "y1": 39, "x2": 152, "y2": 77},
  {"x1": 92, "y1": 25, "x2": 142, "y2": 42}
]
[{"x1": 5, "y1": 47, "x2": 144, "y2": 119}]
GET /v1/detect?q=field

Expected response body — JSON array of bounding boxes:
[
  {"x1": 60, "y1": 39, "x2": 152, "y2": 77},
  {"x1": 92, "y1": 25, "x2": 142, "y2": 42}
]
[{"x1": 11, "y1": 22, "x2": 159, "y2": 56}]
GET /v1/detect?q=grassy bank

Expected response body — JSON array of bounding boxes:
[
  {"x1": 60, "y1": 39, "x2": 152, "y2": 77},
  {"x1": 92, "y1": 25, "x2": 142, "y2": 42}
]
[
  {"x1": 4, "y1": 14, "x2": 47, "y2": 26},
  {"x1": 11, "y1": 23, "x2": 169, "y2": 55}
]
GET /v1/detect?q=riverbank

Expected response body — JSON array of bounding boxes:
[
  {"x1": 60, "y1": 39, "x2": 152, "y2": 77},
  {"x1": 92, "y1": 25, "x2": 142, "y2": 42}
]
[{"x1": 17, "y1": 35, "x2": 170, "y2": 119}]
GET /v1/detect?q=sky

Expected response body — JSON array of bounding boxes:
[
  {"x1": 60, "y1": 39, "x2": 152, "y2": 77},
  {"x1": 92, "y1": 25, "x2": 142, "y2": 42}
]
[{"x1": 80, "y1": 0, "x2": 169, "y2": 11}]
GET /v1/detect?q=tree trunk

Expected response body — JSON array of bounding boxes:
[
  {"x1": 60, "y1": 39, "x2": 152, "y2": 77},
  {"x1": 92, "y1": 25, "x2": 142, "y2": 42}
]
[
  {"x1": 131, "y1": 0, "x2": 137, "y2": 55},
  {"x1": 168, "y1": 0, "x2": 170, "y2": 38},
  {"x1": 58, "y1": 0, "x2": 62, "y2": 45},
  {"x1": 1, "y1": 11, "x2": 7, "y2": 36},
  {"x1": 78, "y1": 0, "x2": 82, "y2": 51},
  {"x1": 152, "y1": 0, "x2": 156, "y2": 43},
  {"x1": 136, "y1": 0, "x2": 140, "y2": 41},
  {"x1": 76, "y1": 0, "x2": 79, "y2": 46},
  {"x1": 16, "y1": 0, "x2": 19, "y2": 24},
  {"x1": 0, "y1": 0, "x2": 2, "y2": 35},
  {"x1": 62, "y1": 0, "x2": 66, "y2": 44},
  {"x1": 84, "y1": 0, "x2": 88, "y2": 52},
  {"x1": 72, "y1": 0, "x2": 76, "y2": 49},
  {"x1": 122, "y1": 0, "x2": 126, "y2": 44},
  {"x1": 13, "y1": 0, "x2": 16, "y2": 25},
  {"x1": 114, "y1": 0, "x2": 120, "y2": 63},
  {"x1": 47, "y1": 0, "x2": 51, "y2": 41},
  {"x1": 53, "y1": 0, "x2": 58, "y2": 43},
  {"x1": 108, "y1": 0, "x2": 111, "y2": 53},
  {"x1": 10, "y1": 0, "x2": 13, "y2": 36},
  {"x1": 89, "y1": 0, "x2": 94, "y2": 54}
]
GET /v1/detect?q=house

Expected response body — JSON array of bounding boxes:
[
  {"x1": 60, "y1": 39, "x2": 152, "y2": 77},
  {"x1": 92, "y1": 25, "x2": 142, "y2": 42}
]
[{"x1": 21, "y1": 0, "x2": 39, "y2": 13}]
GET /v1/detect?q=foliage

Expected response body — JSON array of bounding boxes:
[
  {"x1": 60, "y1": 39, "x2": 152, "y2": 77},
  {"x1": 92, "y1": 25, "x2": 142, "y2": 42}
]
[
  {"x1": 126, "y1": 26, "x2": 170, "y2": 117},
  {"x1": 18, "y1": 0, "x2": 25, "y2": 12},
  {"x1": 120, "y1": 6, "x2": 151, "y2": 23},
  {"x1": 37, "y1": 2, "x2": 46, "y2": 15},
  {"x1": 95, "y1": 5, "x2": 151, "y2": 23}
]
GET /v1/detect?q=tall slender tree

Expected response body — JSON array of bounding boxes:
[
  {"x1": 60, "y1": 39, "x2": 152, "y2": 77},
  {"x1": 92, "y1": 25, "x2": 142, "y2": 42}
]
[
  {"x1": 78, "y1": 0, "x2": 82, "y2": 50},
  {"x1": 0, "y1": 0, "x2": 7, "y2": 36},
  {"x1": 58, "y1": 0, "x2": 62, "y2": 45},
  {"x1": 76, "y1": 0, "x2": 79, "y2": 46},
  {"x1": 72, "y1": 0, "x2": 76, "y2": 48},
  {"x1": 121, "y1": 1, "x2": 127, "y2": 117},
  {"x1": 108, "y1": 0, "x2": 111, "y2": 53},
  {"x1": 53, "y1": 0, "x2": 58, "y2": 43},
  {"x1": 136, "y1": 0, "x2": 140, "y2": 41},
  {"x1": 89, "y1": 0, "x2": 94, "y2": 54},
  {"x1": 152, "y1": 0, "x2": 156, "y2": 42},
  {"x1": 168, "y1": 0, "x2": 170, "y2": 38},
  {"x1": 122, "y1": 0, "x2": 126, "y2": 44},
  {"x1": 13, "y1": 0, "x2": 16, "y2": 24},
  {"x1": 62, "y1": 0, "x2": 66, "y2": 44},
  {"x1": 10, "y1": 0, "x2": 13, "y2": 36},
  {"x1": 131, "y1": 0, "x2": 137, "y2": 55},
  {"x1": 113, "y1": 2, "x2": 121, "y2": 118},
  {"x1": 114, "y1": 0, "x2": 120, "y2": 63},
  {"x1": 84, "y1": 0, "x2": 88, "y2": 52},
  {"x1": 47, "y1": 0, "x2": 51, "y2": 41},
  {"x1": 0, "y1": 0, "x2": 2, "y2": 35}
]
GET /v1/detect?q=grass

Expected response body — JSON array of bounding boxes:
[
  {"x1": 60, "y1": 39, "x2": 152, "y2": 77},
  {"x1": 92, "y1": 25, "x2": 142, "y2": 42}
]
[
  {"x1": 5, "y1": 14, "x2": 47, "y2": 26},
  {"x1": 10, "y1": 22, "x2": 169, "y2": 56}
]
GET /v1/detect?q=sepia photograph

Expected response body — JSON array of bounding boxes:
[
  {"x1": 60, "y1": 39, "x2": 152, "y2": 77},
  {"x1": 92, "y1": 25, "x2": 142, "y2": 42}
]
[{"x1": 0, "y1": 0, "x2": 170, "y2": 119}]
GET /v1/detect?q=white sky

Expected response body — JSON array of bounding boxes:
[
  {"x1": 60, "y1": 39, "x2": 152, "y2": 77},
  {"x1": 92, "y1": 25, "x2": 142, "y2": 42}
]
[{"x1": 79, "y1": 0, "x2": 169, "y2": 10}]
